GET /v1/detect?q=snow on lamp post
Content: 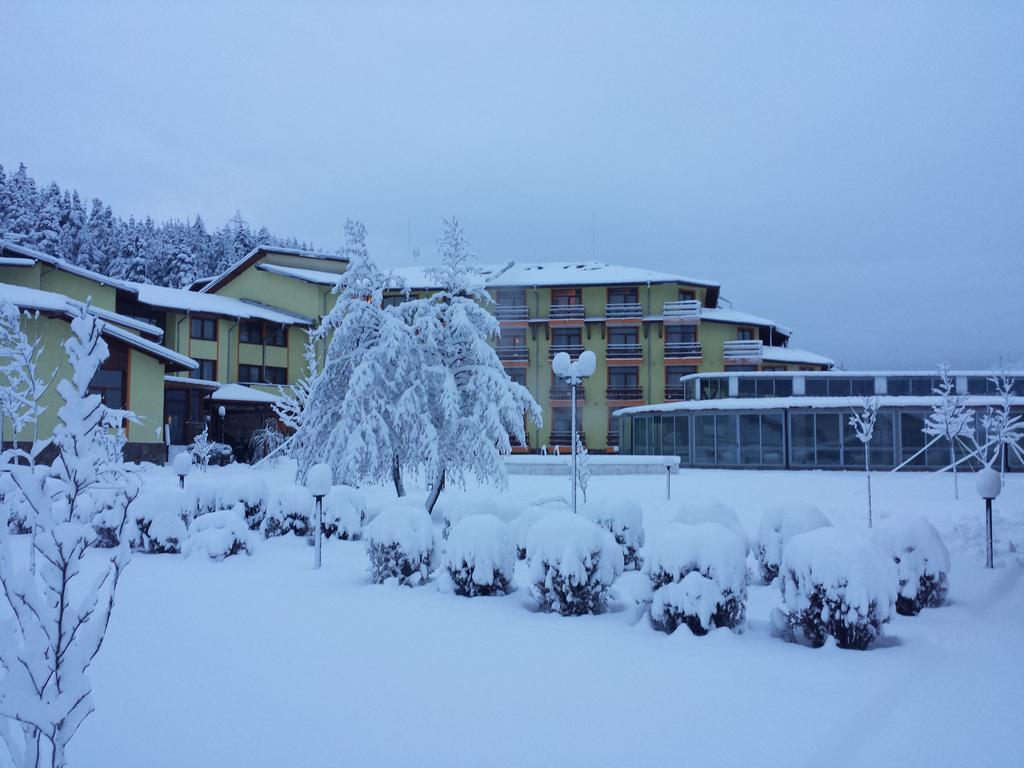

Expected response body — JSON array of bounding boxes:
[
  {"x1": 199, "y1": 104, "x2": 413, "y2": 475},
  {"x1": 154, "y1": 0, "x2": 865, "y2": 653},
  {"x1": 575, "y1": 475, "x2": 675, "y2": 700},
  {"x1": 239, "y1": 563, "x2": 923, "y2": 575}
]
[
  {"x1": 217, "y1": 404, "x2": 226, "y2": 444},
  {"x1": 975, "y1": 466, "x2": 1001, "y2": 569},
  {"x1": 552, "y1": 349, "x2": 596, "y2": 515},
  {"x1": 172, "y1": 450, "x2": 192, "y2": 490},
  {"x1": 307, "y1": 462, "x2": 332, "y2": 570}
]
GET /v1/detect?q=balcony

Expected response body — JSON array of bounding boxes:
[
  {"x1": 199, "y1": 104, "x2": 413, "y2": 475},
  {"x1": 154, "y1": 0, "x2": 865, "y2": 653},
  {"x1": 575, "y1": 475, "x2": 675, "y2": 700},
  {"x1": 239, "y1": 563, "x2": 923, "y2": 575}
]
[
  {"x1": 607, "y1": 343, "x2": 643, "y2": 360},
  {"x1": 605, "y1": 302, "x2": 643, "y2": 320},
  {"x1": 665, "y1": 386, "x2": 690, "y2": 401},
  {"x1": 548, "y1": 304, "x2": 585, "y2": 321},
  {"x1": 606, "y1": 431, "x2": 620, "y2": 448},
  {"x1": 550, "y1": 383, "x2": 585, "y2": 401},
  {"x1": 665, "y1": 341, "x2": 702, "y2": 359},
  {"x1": 723, "y1": 339, "x2": 763, "y2": 361},
  {"x1": 494, "y1": 304, "x2": 528, "y2": 322},
  {"x1": 548, "y1": 431, "x2": 586, "y2": 448},
  {"x1": 549, "y1": 343, "x2": 584, "y2": 359},
  {"x1": 496, "y1": 345, "x2": 529, "y2": 362},
  {"x1": 663, "y1": 300, "x2": 701, "y2": 323},
  {"x1": 607, "y1": 386, "x2": 644, "y2": 401}
]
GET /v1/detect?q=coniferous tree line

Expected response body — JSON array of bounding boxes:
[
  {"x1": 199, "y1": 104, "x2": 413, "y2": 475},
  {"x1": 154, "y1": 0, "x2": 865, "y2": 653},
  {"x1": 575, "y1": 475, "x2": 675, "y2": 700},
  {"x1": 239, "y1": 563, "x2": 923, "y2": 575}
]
[{"x1": 0, "y1": 162, "x2": 318, "y2": 288}]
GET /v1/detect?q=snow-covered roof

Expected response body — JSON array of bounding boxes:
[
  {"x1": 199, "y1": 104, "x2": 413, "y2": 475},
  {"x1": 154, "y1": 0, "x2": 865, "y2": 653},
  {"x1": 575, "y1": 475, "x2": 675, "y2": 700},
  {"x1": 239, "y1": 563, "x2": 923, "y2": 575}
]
[
  {"x1": 0, "y1": 282, "x2": 197, "y2": 371},
  {"x1": 198, "y1": 245, "x2": 348, "y2": 294},
  {"x1": 614, "y1": 394, "x2": 1024, "y2": 417},
  {"x1": 0, "y1": 239, "x2": 140, "y2": 294},
  {"x1": 699, "y1": 307, "x2": 793, "y2": 336},
  {"x1": 207, "y1": 383, "x2": 280, "y2": 404},
  {"x1": 256, "y1": 263, "x2": 343, "y2": 286},
  {"x1": 128, "y1": 282, "x2": 312, "y2": 325},
  {"x1": 761, "y1": 346, "x2": 834, "y2": 367},
  {"x1": 679, "y1": 369, "x2": 1024, "y2": 380},
  {"x1": 0, "y1": 256, "x2": 35, "y2": 267},
  {"x1": 164, "y1": 375, "x2": 220, "y2": 388}
]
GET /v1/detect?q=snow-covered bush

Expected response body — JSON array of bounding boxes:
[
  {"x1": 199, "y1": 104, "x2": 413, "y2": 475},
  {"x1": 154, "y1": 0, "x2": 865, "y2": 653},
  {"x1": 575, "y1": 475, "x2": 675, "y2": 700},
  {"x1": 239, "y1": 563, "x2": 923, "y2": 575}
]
[
  {"x1": 437, "y1": 495, "x2": 523, "y2": 539},
  {"x1": 322, "y1": 484, "x2": 367, "y2": 540},
  {"x1": 526, "y1": 511, "x2": 623, "y2": 616},
  {"x1": 777, "y1": 528, "x2": 897, "y2": 650},
  {"x1": 217, "y1": 476, "x2": 269, "y2": 530},
  {"x1": 1, "y1": 471, "x2": 32, "y2": 534},
  {"x1": 676, "y1": 501, "x2": 749, "y2": 554},
  {"x1": 184, "y1": 506, "x2": 252, "y2": 560},
  {"x1": 512, "y1": 505, "x2": 555, "y2": 560},
  {"x1": 443, "y1": 514, "x2": 516, "y2": 597},
  {"x1": 873, "y1": 516, "x2": 951, "y2": 616},
  {"x1": 582, "y1": 498, "x2": 645, "y2": 571},
  {"x1": 131, "y1": 487, "x2": 189, "y2": 554},
  {"x1": 92, "y1": 488, "x2": 127, "y2": 548},
  {"x1": 755, "y1": 502, "x2": 832, "y2": 584},
  {"x1": 186, "y1": 476, "x2": 220, "y2": 522},
  {"x1": 364, "y1": 505, "x2": 434, "y2": 586},
  {"x1": 651, "y1": 572, "x2": 723, "y2": 635},
  {"x1": 262, "y1": 484, "x2": 314, "y2": 538},
  {"x1": 646, "y1": 522, "x2": 747, "y2": 632}
]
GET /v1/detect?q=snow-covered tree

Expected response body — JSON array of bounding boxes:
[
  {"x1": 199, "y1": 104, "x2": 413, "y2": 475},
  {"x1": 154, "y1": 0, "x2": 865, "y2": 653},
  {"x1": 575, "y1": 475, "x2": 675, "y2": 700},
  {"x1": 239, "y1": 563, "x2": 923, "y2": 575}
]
[
  {"x1": 848, "y1": 396, "x2": 879, "y2": 527},
  {"x1": 189, "y1": 425, "x2": 215, "y2": 470},
  {"x1": 6, "y1": 164, "x2": 38, "y2": 242},
  {"x1": 980, "y1": 363, "x2": 1023, "y2": 486},
  {"x1": 0, "y1": 303, "x2": 56, "y2": 465},
  {"x1": 32, "y1": 183, "x2": 62, "y2": 256},
  {"x1": 0, "y1": 305, "x2": 137, "y2": 768},
  {"x1": 401, "y1": 218, "x2": 541, "y2": 514},
  {"x1": 923, "y1": 362, "x2": 973, "y2": 498},
  {"x1": 574, "y1": 431, "x2": 590, "y2": 504}
]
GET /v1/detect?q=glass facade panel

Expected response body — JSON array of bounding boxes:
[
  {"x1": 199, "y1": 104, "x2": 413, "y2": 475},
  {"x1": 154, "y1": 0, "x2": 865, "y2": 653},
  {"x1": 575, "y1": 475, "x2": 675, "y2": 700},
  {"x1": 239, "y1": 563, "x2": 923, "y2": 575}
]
[
  {"x1": 694, "y1": 415, "x2": 716, "y2": 465},
  {"x1": 900, "y1": 411, "x2": 926, "y2": 467},
  {"x1": 805, "y1": 378, "x2": 827, "y2": 396},
  {"x1": 715, "y1": 414, "x2": 738, "y2": 465},
  {"x1": 815, "y1": 413, "x2": 841, "y2": 465},
  {"x1": 790, "y1": 414, "x2": 815, "y2": 466},
  {"x1": 761, "y1": 413, "x2": 785, "y2": 465},
  {"x1": 739, "y1": 414, "x2": 761, "y2": 465}
]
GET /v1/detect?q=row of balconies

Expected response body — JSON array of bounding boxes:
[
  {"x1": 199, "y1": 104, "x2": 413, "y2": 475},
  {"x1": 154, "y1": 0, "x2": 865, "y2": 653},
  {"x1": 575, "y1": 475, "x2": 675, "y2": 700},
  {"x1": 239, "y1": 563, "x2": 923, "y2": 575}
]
[
  {"x1": 495, "y1": 339, "x2": 762, "y2": 362},
  {"x1": 547, "y1": 382, "x2": 646, "y2": 402},
  {"x1": 495, "y1": 299, "x2": 702, "y2": 323}
]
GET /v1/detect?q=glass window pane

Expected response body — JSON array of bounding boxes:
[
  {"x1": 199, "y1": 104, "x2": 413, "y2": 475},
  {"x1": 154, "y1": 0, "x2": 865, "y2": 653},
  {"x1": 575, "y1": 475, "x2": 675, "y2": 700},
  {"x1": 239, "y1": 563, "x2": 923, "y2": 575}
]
[
  {"x1": 761, "y1": 413, "x2": 785, "y2": 465},
  {"x1": 774, "y1": 378, "x2": 793, "y2": 397},
  {"x1": 815, "y1": 413, "x2": 841, "y2": 466},
  {"x1": 694, "y1": 415, "x2": 716, "y2": 465},
  {"x1": 739, "y1": 414, "x2": 761, "y2": 465},
  {"x1": 790, "y1": 414, "x2": 815, "y2": 465},
  {"x1": 805, "y1": 379, "x2": 827, "y2": 396},
  {"x1": 900, "y1": 411, "x2": 926, "y2": 467},
  {"x1": 715, "y1": 414, "x2": 738, "y2": 465}
]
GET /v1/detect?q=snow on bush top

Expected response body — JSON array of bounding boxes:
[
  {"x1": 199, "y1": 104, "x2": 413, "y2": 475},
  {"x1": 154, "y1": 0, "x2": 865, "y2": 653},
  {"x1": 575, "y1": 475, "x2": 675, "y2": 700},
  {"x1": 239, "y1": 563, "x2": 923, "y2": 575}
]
[
  {"x1": 217, "y1": 476, "x2": 269, "y2": 509},
  {"x1": 780, "y1": 527, "x2": 897, "y2": 619},
  {"x1": 184, "y1": 507, "x2": 252, "y2": 560},
  {"x1": 756, "y1": 502, "x2": 832, "y2": 568},
  {"x1": 444, "y1": 514, "x2": 515, "y2": 584},
  {"x1": 872, "y1": 516, "x2": 951, "y2": 597},
  {"x1": 525, "y1": 511, "x2": 623, "y2": 584},
  {"x1": 512, "y1": 502, "x2": 564, "y2": 556},
  {"x1": 582, "y1": 499, "x2": 644, "y2": 547},
  {"x1": 676, "y1": 501, "x2": 749, "y2": 553},
  {"x1": 270, "y1": 485, "x2": 314, "y2": 515},
  {"x1": 652, "y1": 572, "x2": 723, "y2": 631},
  {"x1": 365, "y1": 505, "x2": 434, "y2": 556},
  {"x1": 646, "y1": 522, "x2": 747, "y2": 596},
  {"x1": 436, "y1": 494, "x2": 524, "y2": 533}
]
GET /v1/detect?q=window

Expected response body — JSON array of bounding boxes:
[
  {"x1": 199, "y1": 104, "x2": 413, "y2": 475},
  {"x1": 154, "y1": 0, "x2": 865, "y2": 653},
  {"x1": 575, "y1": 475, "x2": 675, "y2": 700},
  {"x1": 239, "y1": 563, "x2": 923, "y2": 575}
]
[
  {"x1": 239, "y1": 321, "x2": 263, "y2": 344},
  {"x1": 694, "y1": 415, "x2": 716, "y2": 464},
  {"x1": 608, "y1": 326, "x2": 639, "y2": 345},
  {"x1": 701, "y1": 378, "x2": 729, "y2": 400},
  {"x1": 382, "y1": 294, "x2": 405, "y2": 308},
  {"x1": 264, "y1": 366, "x2": 287, "y2": 385},
  {"x1": 88, "y1": 369, "x2": 125, "y2": 410},
  {"x1": 736, "y1": 327, "x2": 755, "y2": 341},
  {"x1": 551, "y1": 288, "x2": 581, "y2": 306},
  {"x1": 507, "y1": 331, "x2": 527, "y2": 347},
  {"x1": 666, "y1": 325, "x2": 697, "y2": 344},
  {"x1": 790, "y1": 414, "x2": 816, "y2": 466},
  {"x1": 495, "y1": 288, "x2": 527, "y2": 307},
  {"x1": 265, "y1": 325, "x2": 287, "y2": 347},
  {"x1": 551, "y1": 328, "x2": 582, "y2": 347},
  {"x1": 607, "y1": 287, "x2": 638, "y2": 305},
  {"x1": 238, "y1": 364, "x2": 261, "y2": 383},
  {"x1": 506, "y1": 368, "x2": 527, "y2": 386},
  {"x1": 738, "y1": 377, "x2": 794, "y2": 398},
  {"x1": 666, "y1": 365, "x2": 698, "y2": 398},
  {"x1": 715, "y1": 414, "x2": 738, "y2": 465},
  {"x1": 190, "y1": 317, "x2": 217, "y2": 341},
  {"x1": 193, "y1": 359, "x2": 216, "y2": 381},
  {"x1": 661, "y1": 415, "x2": 691, "y2": 464},
  {"x1": 552, "y1": 408, "x2": 572, "y2": 434},
  {"x1": 805, "y1": 377, "x2": 874, "y2": 397},
  {"x1": 609, "y1": 367, "x2": 639, "y2": 388},
  {"x1": 679, "y1": 289, "x2": 697, "y2": 303}
]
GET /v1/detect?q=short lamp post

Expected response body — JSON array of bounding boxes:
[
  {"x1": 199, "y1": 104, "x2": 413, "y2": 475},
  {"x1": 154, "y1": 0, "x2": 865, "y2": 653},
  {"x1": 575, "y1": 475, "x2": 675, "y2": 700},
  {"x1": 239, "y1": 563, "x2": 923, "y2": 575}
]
[
  {"x1": 552, "y1": 349, "x2": 596, "y2": 515},
  {"x1": 976, "y1": 466, "x2": 1001, "y2": 569},
  {"x1": 173, "y1": 451, "x2": 193, "y2": 490},
  {"x1": 217, "y1": 405, "x2": 226, "y2": 444},
  {"x1": 307, "y1": 463, "x2": 332, "y2": 570}
]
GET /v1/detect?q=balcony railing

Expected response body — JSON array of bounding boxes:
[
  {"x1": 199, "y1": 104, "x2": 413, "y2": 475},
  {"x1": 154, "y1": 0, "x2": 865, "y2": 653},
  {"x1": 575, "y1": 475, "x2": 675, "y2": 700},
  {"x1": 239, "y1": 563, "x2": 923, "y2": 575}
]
[
  {"x1": 548, "y1": 431, "x2": 586, "y2": 448},
  {"x1": 723, "y1": 339, "x2": 763, "y2": 360},
  {"x1": 496, "y1": 345, "x2": 529, "y2": 362},
  {"x1": 549, "y1": 343, "x2": 584, "y2": 359},
  {"x1": 607, "y1": 343, "x2": 643, "y2": 359},
  {"x1": 550, "y1": 383, "x2": 585, "y2": 401},
  {"x1": 605, "y1": 302, "x2": 643, "y2": 320},
  {"x1": 606, "y1": 431, "x2": 620, "y2": 448},
  {"x1": 607, "y1": 386, "x2": 644, "y2": 401},
  {"x1": 494, "y1": 305, "x2": 528, "y2": 322},
  {"x1": 665, "y1": 341, "x2": 702, "y2": 359},
  {"x1": 665, "y1": 386, "x2": 690, "y2": 401},
  {"x1": 548, "y1": 304, "x2": 585, "y2": 321},
  {"x1": 663, "y1": 300, "x2": 701, "y2": 322}
]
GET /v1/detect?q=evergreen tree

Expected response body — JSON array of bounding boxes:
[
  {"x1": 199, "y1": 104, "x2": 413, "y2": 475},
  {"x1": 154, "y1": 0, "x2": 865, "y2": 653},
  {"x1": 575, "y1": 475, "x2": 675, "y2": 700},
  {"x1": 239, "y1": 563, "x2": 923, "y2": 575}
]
[
  {"x1": 0, "y1": 164, "x2": 9, "y2": 233},
  {"x1": 58, "y1": 190, "x2": 86, "y2": 263},
  {"x1": 8, "y1": 164, "x2": 38, "y2": 241},
  {"x1": 32, "y1": 183, "x2": 63, "y2": 256}
]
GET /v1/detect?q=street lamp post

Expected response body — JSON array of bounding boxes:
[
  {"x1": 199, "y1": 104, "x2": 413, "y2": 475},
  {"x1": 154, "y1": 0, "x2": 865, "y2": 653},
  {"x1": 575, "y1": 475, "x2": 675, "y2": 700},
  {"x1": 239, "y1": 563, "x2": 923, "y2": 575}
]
[
  {"x1": 552, "y1": 350, "x2": 596, "y2": 515},
  {"x1": 975, "y1": 466, "x2": 1001, "y2": 569},
  {"x1": 307, "y1": 463, "x2": 332, "y2": 570},
  {"x1": 172, "y1": 451, "x2": 193, "y2": 490}
]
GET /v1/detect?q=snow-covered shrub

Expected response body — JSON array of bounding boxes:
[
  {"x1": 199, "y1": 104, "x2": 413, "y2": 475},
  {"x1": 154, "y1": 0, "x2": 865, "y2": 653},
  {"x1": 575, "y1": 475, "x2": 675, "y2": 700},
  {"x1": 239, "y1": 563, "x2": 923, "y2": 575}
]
[
  {"x1": 873, "y1": 516, "x2": 951, "y2": 616},
  {"x1": 651, "y1": 572, "x2": 723, "y2": 635},
  {"x1": 131, "y1": 487, "x2": 189, "y2": 554},
  {"x1": 443, "y1": 514, "x2": 516, "y2": 597},
  {"x1": 1, "y1": 472, "x2": 32, "y2": 534},
  {"x1": 646, "y1": 522, "x2": 747, "y2": 632},
  {"x1": 184, "y1": 506, "x2": 252, "y2": 560},
  {"x1": 263, "y1": 484, "x2": 314, "y2": 538},
  {"x1": 322, "y1": 484, "x2": 367, "y2": 540},
  {"x1": 512, "y1": 505, "x2": 554, "y2": 560},
  {"x1": 526, "y1": 511, "x2": 623, "y2": 616},
  {"x1": 755, "y1": 502, "x2": 832, "y2": 584},
  {"x1": 437, "y1": 495, "x2": 523, "y2": 539},
  {"x1": 676, "y1": 501, "x2": 749, "y2": 554},
  {"x1": 582, "y1": 498, "x2": 645, "y2": 571},
  {"x1": 364, "y1": 505, "x2": 434, "y2": 586},
  {"x1": 217, "y1": 476, "x2": 269, "y2": 530},
  {"x1": 777, "y1": 527, "x2": 897, "y2": 650},
  {"x1": 92, "y1": 488, "x2": 126, "y2": 548},
  {"x1": 186, "y1": 476, "x2": 220, "y2": 522}
]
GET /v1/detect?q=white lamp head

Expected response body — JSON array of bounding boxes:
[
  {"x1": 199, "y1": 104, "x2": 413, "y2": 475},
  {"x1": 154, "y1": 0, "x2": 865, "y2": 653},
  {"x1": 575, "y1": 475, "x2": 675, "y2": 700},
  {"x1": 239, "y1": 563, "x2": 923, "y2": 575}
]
[
  {"x1": 307, "y1": 463, "x2": 333, "y2": 497},
  {"x1": 218, "y1": 405, "x2": 226, "y2": 417},
  {"x1": 576, "y1": 350, "x2": 597, "y2": 377},
  {"x1": 172, "y1": 451, "x2": 193, "y2": 477},
  {"x1": 976, "y1": 466, "x2": 1001, "y2": 500},
  {"x1": 552, "y1": 352, "x2": 571, "y2": 376}
]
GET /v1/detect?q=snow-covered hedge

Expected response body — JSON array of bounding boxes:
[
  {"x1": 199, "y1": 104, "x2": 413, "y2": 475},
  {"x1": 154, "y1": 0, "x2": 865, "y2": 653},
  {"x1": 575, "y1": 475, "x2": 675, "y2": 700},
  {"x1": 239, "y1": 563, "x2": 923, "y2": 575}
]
[
  {"x1": 186, "y1": 477, "x2": 220, "y2": 522},
  {"x1": 262, "y1": 485, "x2": 314, "y2": 539},
  {"x1": 872, "y1": 516, "x2": 950, "y2": 616},
  {"x1": 92, "y1": 489, "x2": 126, "y2": 548},
  {"x1": 364, "y1": 505, "x2": 434, "y2": 586},
  {"x1": 131, "y1": 487, "x2": 189, "y2": 554},
  {"x1": 582, "y1": 499, "x2": 645, "y2": 571},
  {"x1": 184, "y1": 507, "x2": 252, "y2": 560},
  {"x1": 776, "y1": 528, "x2": 897, "y2": 650},
  {"x1": 322, "y1": 485, "x2": 367, "y2": 540},
  {"x1": 512, "y1": 505, "x2": 554, "y2": 560},
  {"x1": 443, "y1": 514, "x2": 516, "y2": 597},
  {"x1": 437, "y1": 495, "x2": 523, "y2": 539},
  {"x1": 755, "y1": 502, "x2": 832, "y2": 584},
  {"x1": 217, "y1": 477, "x2": 269, "y2": 531},
  {"x1": 676, "y1": 501, "x2": 749, "y2": 554},
  {"x1": 526, "y1": 511, "x2": 623, "y2": 616},
  {"x1": 647, "y1": 522, "x2": 747, "y2": 633},
  {"x1": 1, "y1": 473, "x2": 32, "y2": 534}
]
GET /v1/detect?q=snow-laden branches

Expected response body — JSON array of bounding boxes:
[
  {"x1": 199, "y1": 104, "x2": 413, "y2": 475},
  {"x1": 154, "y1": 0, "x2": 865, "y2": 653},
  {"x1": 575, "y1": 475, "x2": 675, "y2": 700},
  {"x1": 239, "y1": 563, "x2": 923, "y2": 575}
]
[
  {"x1": 574, "y1": 432, "x2": 591, "y2": 504},
  {"x1": 923, "y1": 363, "x2": 973, "y2": 498},
  {"x1": 0, "y1": 302, "x2": 56, "y2": 466},
  {"x1": 848, "y1": 396, "x2": 879, "y2": 527},
  {"x1": 980, "y1": 362, "x2": 1023, "y2": 484}
]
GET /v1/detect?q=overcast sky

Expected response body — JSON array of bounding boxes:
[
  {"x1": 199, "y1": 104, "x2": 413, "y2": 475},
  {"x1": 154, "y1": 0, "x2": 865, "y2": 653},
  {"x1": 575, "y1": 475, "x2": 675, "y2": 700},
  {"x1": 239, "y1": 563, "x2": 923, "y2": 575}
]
[{"x1": 3, "y1": 1, "x2": 1022, "y2": 369}]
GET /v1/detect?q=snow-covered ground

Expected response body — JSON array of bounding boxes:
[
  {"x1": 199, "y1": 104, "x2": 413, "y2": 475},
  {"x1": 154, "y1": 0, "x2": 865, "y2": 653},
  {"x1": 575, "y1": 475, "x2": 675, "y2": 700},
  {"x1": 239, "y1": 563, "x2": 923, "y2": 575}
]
[{"x1": 61, "y1": 466, "x2": 1024, "y2": 767}]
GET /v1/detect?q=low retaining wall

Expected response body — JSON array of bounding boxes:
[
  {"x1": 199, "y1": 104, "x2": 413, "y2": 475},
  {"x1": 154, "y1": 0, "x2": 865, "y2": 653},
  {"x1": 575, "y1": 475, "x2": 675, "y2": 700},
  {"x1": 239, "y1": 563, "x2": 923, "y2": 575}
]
[{"x1": 505, "y1": 454, "x2": 680, "y2": 475}]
